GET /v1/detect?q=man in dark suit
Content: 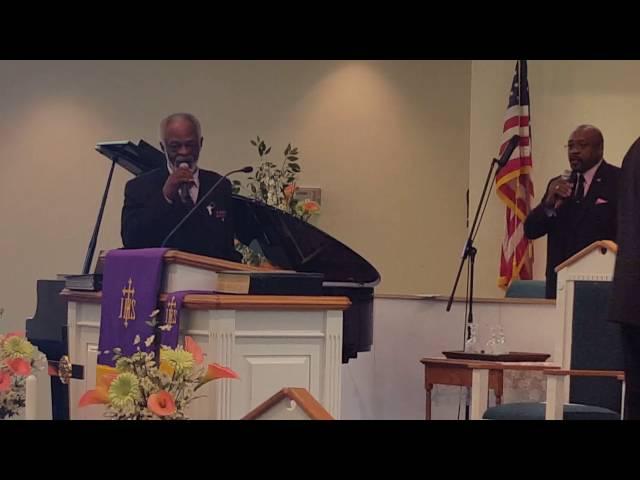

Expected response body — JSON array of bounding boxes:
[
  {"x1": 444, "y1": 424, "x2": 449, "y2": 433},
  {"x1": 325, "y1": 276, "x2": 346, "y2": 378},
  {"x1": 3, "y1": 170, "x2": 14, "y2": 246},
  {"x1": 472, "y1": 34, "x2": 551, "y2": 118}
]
[
  {"x1": 121, "y1": 113, "x2": 241, "y2": 262},
  {"x1": 524, "y1": 125, "x2": 620, "y2": 299},
  {"x1": 609, "y1": 137, "x2": 640, "y2": 419}
]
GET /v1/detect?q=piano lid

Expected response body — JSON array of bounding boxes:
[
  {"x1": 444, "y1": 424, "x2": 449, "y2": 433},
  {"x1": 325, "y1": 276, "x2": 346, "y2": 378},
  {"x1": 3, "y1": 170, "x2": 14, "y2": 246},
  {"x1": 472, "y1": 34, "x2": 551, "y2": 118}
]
[
  {"x1": 95, "y1": 140, "x2": 164, "y2": 176},
  {"x1": 232, "y1": 195, "x2": 380, "y2": 286}
]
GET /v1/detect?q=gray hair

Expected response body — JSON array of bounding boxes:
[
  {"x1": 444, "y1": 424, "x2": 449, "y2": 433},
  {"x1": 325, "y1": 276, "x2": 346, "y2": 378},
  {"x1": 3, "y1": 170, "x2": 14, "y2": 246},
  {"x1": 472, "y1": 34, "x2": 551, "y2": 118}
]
[{"x1": 160, "y1": 113, "x2": 202, "y2": 142}]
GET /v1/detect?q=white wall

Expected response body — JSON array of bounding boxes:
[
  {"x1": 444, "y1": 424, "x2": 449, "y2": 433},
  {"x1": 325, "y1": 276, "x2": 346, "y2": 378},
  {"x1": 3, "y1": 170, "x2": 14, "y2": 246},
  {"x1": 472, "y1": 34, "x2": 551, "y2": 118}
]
[
  {"x1": 470, "y1": 60, "x2": 640, "y2": 297},
  {"x1": 341, "y1": 296, "x2": 557, "y2": 419},
  {"x1": 0, "y1": 60, "x2": 470, "y2": 332}
]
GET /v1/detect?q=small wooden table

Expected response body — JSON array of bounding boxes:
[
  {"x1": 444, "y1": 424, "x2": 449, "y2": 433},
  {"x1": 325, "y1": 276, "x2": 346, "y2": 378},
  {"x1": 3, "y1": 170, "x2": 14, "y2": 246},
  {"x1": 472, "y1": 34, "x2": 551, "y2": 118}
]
[
  {"x1": 420, "y1": 358, "x2": 505, "y2": 420},
  {"x1": 420, "y1": 356, "x2": 557, "y2": 420}
]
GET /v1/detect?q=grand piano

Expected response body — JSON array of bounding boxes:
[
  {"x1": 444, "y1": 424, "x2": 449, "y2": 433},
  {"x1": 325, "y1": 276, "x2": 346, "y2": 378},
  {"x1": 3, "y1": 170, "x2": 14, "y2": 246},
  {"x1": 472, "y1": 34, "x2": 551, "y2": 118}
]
[
  {"x1": 26, "y1": 139, "x2": 380, "y2": 419},
  {"x1": 232, "y1": 195, "x2": 380, "y2": 362}
]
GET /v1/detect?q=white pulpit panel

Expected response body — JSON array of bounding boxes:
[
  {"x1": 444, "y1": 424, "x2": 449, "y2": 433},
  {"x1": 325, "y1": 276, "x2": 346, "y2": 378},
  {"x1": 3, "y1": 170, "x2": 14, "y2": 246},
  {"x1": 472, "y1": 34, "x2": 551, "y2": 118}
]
[{"x1": 232, "y1": 341, "x2": 322, "y2": 419}]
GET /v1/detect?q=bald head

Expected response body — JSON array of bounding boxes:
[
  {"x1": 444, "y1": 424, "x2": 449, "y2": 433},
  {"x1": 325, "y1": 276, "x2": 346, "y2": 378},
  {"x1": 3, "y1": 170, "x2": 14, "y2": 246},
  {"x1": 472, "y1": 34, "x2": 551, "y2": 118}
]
[
  {"x1": 574, "y1": 124, "x2": 603, "y2": 149},
  {"x1": 567, "y1": 124, "x2": 604, "y2": 173}
]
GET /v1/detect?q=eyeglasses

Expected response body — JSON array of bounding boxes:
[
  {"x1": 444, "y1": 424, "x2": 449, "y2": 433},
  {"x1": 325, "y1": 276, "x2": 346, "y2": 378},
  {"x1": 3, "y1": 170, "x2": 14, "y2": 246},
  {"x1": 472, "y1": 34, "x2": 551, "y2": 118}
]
[{"x1": 563, "y1": 142, "x2": 592, "y2": 151}]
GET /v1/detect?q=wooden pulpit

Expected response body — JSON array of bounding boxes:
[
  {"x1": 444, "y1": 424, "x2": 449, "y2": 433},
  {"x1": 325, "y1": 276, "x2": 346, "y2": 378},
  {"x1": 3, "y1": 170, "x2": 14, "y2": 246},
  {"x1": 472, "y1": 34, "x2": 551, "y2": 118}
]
[{"x1": 62, "y1": 250, "x2": 350, "y2": 420}]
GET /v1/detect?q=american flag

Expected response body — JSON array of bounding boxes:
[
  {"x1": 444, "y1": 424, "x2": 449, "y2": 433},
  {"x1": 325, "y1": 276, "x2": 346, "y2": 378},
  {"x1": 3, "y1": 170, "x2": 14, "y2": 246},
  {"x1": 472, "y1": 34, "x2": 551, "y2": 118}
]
[{"x1": 496, "y1": 60, "x2": 534, "y2": 289}]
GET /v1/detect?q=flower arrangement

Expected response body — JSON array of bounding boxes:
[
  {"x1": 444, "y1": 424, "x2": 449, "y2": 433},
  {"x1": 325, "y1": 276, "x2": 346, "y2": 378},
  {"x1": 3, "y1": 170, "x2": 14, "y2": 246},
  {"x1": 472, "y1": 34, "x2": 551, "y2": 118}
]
[
  {"x1": 232, "y1": 137, "x2": 321, "y2": 264},
  {"x1": 0, "y1": 309, "x2": 47, "y2": 419},
  {"x1": 79, "y1": 312, "x2": 238, "y2": 420}
]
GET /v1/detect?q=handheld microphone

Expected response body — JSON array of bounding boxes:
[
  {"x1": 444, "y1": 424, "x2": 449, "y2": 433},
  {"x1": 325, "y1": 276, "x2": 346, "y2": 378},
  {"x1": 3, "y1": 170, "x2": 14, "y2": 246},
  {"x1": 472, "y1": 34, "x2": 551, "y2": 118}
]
[
  {"x1": 569, "y1": 169, "x2": 578, "y2": 197},
  {"x1": 177, "y1": 162, "x2": 191, "y2": 204},
  {"x1": 495, "y1": 135, "x2": 521, "y2": 169},
  {"x1": 160, "y1": 166, "x2": 253, "y2": 248}
]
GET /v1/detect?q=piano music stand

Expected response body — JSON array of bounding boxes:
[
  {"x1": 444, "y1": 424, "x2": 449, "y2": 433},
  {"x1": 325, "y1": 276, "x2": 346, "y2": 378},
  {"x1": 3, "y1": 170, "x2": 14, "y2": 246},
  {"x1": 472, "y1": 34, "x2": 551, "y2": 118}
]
[{"x1": 81, "y1": 140, "x2": 164, "y2": 274}]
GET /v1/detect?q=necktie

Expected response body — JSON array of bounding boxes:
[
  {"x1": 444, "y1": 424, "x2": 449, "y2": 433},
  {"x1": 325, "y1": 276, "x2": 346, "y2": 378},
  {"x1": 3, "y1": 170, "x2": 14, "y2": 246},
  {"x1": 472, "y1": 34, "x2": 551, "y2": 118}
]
[
  {"x1": 575, "y1": 173, "x2": 585, "y2": 201},
  {"x1": 180, "y1": 186, "x2": 195, "y2": 209}
]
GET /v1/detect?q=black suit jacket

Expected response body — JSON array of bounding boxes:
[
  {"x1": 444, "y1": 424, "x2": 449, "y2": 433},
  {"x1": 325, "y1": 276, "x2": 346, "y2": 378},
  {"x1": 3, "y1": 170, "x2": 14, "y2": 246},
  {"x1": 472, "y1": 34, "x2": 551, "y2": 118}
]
[
  {"x1": 610, "y1": 138, "x2": 640, "y2": 326},
  {"x1": 524, "y1": 160, "x2": 620, "y2": 299},
  {"x1": 121, "y1": 167, "x2": 241, "y2": 262}
]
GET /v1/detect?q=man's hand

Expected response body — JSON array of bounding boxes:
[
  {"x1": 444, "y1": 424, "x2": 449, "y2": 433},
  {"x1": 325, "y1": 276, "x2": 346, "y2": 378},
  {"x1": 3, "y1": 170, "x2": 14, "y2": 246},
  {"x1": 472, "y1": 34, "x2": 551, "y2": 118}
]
[
  {"x1": 543, "y1": 176, "x2": 573, "y2": 209},
  {"x1": 162, "y1": 167, "x2": 194, "y2": 202}
]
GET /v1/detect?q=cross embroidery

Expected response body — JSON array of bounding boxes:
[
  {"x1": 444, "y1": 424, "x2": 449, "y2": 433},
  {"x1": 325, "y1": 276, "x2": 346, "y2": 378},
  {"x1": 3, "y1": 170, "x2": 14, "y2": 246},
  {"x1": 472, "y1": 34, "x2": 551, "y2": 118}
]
[{"x1": 118, "y1": 277, "x2": 136, "y2": 328}]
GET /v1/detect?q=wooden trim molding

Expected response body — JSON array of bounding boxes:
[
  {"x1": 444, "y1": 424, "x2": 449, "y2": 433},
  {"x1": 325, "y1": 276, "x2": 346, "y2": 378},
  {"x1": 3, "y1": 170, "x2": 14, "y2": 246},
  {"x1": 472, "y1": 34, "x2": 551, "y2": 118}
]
[
  {"x1": 377, "y1": 294, "x2": 555, "y2": 305},
  {"x1": 470, "y1": 362, "x2": 560, "y2": 372},
  {"x1": 168, "y1": 294, "x2": 350, "y2": 311},
  {"x1": 60, "y1": 289, "x2": 351, "y2": 311},
  {"x1": 60, "y1": 290, "x2": 101, "y2": 303},
  {"x1": 162, "y1": 250, "x2": 278, "y2": 272},
  {"x1": 242, "y1": 387, "x2": 334, "y2": 420},
  {"x1": 544, "y1": 369, "x2": 624, "y2": 380},
  {"x1": 555, "y1": 240, "x2": 618, "y2": 273},
  {"x1": 420, "y1": 358, "x2": 558, "y2": 372},
  {"x1": 96, "y1": 249, "x2": 279, "y2": 273}
]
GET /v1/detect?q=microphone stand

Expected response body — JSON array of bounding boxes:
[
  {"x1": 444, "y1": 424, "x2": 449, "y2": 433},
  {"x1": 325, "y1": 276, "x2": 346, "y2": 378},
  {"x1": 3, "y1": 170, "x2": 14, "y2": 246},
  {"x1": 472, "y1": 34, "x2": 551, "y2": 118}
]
[
  {"x1": 160, "y1": 167, "x2": 250, "y2": 248},
  {"x1": 445, "y1": 155, "x2": 503, "y2": 419},
  {"x1": 446, "y1": 135, "x2": 519, "y2": 327},
  {"x1": 446, "y1": 157, "x2": 501, "y2": 318}
]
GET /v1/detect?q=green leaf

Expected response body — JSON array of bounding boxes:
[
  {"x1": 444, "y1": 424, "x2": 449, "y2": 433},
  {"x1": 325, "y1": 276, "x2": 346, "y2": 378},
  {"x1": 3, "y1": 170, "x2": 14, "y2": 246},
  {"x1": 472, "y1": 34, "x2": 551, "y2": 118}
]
[
  {"x1": 290, "y1": 148, "x2": 299, "y2": 155},
  {"x1": 232, "y1": 180, "x2": 242, "y2": 185},
  {"x1": 287, "y1": 156, "x2": 298, "y2": 162},
  {"x1": 285, "y1": 144, "x2": 291, "y2": 155},
  {"x1": 258, "y1": 142, "x2": 266, "y2": 156},
  {"x1": 289, "y1": 163, "x2": 301, "y2": 172},
  {"x1": 265, "y1": 147, "x2": 271, "y2": 155},
  {"x1": 250, "y1": 140, "x2": 257, "y2": 146},
  {"x1": 257, "y1": 136, "x2": 261, "y2": 143}
]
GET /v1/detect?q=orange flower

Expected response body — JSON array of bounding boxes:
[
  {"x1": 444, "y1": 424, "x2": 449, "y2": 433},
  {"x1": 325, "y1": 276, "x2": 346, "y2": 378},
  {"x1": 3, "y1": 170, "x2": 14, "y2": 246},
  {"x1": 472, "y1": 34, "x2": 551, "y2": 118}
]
[
  {"x1": 78, "y1": 372, "x2": 117, "y2": 407},
  {"x1": 0, "y1": 370, "x2": 12, "y2": 392},
  {"x1": 78, "y1": 388, "x2": 110, "y2": 407},
  {"x1": 5, "y1": 331, "x2": 24, "y2": 339},
  {"x1": 303, "y1": 200, "x2": 320, "y2": 213},
  {"x1": 7, "y1": 358, "x2": 31, "y2": 376},
  {"x1": 197, "y1": 363, "x2": 239, "y2": 389},
  {"x1": 147, "y1": 391, "x2": 176, "y2": 417},
  {"x1": 184, "y1": 336, "x2": 204, "y2": 365},
  {"x1": 284, "y1": 183, "x2": 297, "y2": 200}
]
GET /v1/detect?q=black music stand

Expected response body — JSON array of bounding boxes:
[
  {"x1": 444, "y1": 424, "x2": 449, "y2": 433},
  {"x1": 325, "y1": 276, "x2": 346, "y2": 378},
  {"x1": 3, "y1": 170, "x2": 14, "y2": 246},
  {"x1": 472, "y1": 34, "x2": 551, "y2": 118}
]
[{"x1": 80, "y1": 140, "x2": 164, "y2": 274}]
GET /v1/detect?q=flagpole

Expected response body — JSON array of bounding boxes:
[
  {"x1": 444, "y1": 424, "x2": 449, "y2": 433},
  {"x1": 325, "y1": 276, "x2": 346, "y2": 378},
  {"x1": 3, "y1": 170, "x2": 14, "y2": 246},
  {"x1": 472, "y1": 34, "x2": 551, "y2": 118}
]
[
  {"x1": 524, "y1": 59, "x2": 535, "y2": 274},
  {"x1": 510, "y1": 60, "x2": 524, "y2": 285}
]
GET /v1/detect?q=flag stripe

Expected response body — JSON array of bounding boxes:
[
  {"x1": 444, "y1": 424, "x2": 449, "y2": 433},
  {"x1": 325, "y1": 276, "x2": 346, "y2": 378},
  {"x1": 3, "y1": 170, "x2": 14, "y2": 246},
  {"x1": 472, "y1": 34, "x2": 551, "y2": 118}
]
[{"x1": 495, "y1": 60, "x2": 534, "y2": 290}]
